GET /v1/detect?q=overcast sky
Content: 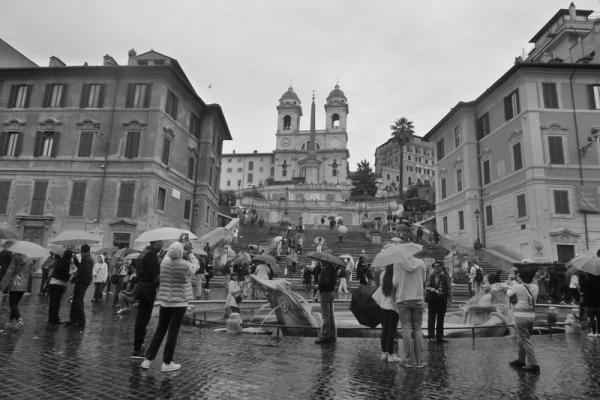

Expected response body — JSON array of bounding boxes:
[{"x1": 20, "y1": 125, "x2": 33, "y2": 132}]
[{"x1": 2, "y1": 0, "x2": 599, "y2": 168}]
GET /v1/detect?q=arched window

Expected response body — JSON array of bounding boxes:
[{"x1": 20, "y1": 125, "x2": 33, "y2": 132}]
[
  {"x1": 331, "y1": 113, "x2": 340, "y2": 128},
  {"x1": 301, "y1": 141, "x2": 321, "y2": 150},
  {"x1": 283, "y1": 115, "x2": 291, "y2": 130},
  {"x1": 332, "y1": 159, "x2": 338, "y2": 177}
]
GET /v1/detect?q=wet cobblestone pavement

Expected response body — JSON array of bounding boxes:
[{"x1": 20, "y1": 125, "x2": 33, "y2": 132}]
[{"x1": 1, "y1": 294, "x2": 600, "y2": 399}]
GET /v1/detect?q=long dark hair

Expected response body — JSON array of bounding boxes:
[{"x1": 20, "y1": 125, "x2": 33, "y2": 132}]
[{"x1": 381, "y1": 264, "x2": 395, "y2": 297}]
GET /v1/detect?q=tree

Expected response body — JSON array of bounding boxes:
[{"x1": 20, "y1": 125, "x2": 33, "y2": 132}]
[
  {"x1": 350, "y1": 160, "x2": 378, "y2": 198},
  {"x1": 390, "y1": 117, "x2": 415, "y2": 201}
]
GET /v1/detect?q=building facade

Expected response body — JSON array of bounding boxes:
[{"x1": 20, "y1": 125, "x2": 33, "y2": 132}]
[
  {"x1": 0, "y1": 46, "x2": 231, "y2": 248},
  {"x1": 374, "y1": 135, "x2": 435, "y2": 196},
  {"x1": 423, "y1": 4, "x2": 600, "y2": 262},
  {"x1": 221, "y1": 151, "x2": 274, "y2": 191}
]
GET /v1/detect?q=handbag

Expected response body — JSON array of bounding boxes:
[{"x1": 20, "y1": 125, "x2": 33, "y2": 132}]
[
  {"x1": 235, "y1": 295, "x2": 243, "y2": 304},
  {"x1": 509, "y1": 293, "x2": 518, "y2": 305}
]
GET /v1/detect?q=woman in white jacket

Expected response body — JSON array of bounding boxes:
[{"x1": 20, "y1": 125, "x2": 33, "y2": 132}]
[{"x1": 92, "y1": 255, "x2": 108, "y2": 302}]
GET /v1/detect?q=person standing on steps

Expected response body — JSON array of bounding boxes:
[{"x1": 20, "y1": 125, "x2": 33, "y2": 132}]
[{"x1": 131, "y1": 240, "x2": 163, "y2": 359}]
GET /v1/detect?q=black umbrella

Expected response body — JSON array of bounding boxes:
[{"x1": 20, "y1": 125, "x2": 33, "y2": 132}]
[{"x1": 350, "y1": 285, "x2": 383, "y2": 328}]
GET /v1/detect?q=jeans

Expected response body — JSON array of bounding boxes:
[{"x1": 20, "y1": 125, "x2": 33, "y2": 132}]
[
  {"x1": 145, "y1": 306, "x2": 187, "y2": 364},
  {"x1": 48, "y1": 284, "x2": 66, "y2": 323},
  {"x1": 588, "y1": 306, "x2": 600, "y2": 334},
  {"x1": 134, "y1": 285, "x2": 156, "y2": 351},
  {"x1": 514, "y1": 316, "x2": 538, "y2": 366},
  {"x1": 9, "y1": 291, "x2": 25, "y2": 320},
  {"x1": 93, "y1": 282, "x2": 104, "y2": 301},
  {"x1": 398, "y1": 300, "x2": 424, "y2": 364},
  {"x1": 338, "y1": 278, "x2": 349, "y2": 294},
  {"x1": 427, "y1": 295, "x2": 447, "y2": 340},
  {"x1": 112, "y1": 276, "x2": 125, "y2": 306},
  {"x1": 381, "y1": 309, "x2": 399, "y2": 353},
  {"x1": 319, "y1": 291, "x2": 336, "y2": 341},
  {"x1": 69, "y1": 283, "x2": 89, "y2": 325}
]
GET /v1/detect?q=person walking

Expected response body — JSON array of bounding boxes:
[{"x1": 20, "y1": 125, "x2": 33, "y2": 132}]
[
  {"x1": 47, "y1": 249, "x2": 73, "y2": 325},
  {"x1": 337, "y1": 265, "x2": 349, "y2": 294},
  {"x1": 66, "y1": 244, "x2": 94, "y2": 327},
  {"x1": 426, "y1": 262, "x2": 451, "y2": 343},
  {"x1": 141, "y1": 242, "x2": 196, "y2": 372},
  {"x1": 374, "y1": 264, "x2": 401, "y2": 362},
  {"x1": 314, "y1": 259, "x2": 337, "y2": 345},
  {"x1": 507, "y1": 274, "x2": 540, "y2": 373},
  {"x1": 0, "y1": 253, "x2": 34, "y2": 330},
  {"x1": 315, "y1": 237, "x2": 324, "y2": 253},
  {"x1": 396, "y1": 256, "x2": 427, "y2": 367},
  {"x1": 131, "y1": 240, "x2": 163, "y2": 359},
  {"x1": 92, "y1": 255, "x2": 108, "y2": 302}
]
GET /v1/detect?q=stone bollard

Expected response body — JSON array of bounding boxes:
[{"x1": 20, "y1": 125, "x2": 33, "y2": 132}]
[{"x1": 226, "y1": 313, "x2": 243, "y2": 334}]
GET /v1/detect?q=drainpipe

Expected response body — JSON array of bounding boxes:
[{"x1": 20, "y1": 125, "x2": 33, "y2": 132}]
[
  {"x1": 96, "y1": 69, "x2": 120, "y2": 222},
  {"x1": 569, "y1": 67, "x2": 590, "y2": 250}
]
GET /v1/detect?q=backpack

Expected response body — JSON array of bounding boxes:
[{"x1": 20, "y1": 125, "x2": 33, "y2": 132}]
[{"x1": 474, "y1": 266, "x2": 483, "y2": 283}]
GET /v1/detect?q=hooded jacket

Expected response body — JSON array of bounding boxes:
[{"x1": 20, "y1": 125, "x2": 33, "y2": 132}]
[
  {"x1": 0, "y1": 254, "x2": 33, "y2": 292},
  {"x1": 394, "y1": 257, "x2": 426, "y2": 302},
  {"x1": 155, "y1": 242, "x2": 196, "y2": 307}
]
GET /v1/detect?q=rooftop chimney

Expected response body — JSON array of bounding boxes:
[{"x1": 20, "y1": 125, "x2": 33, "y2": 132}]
[
  {"x1": 569, "y1": 2, "x2": 576, "y2": 19},
  {"x1": 103, "y1": 54, "x2": 118, "y2": 66},
  {"x1": 49, "y1": 56, "x2": 66, "y2": 67},
  {"x1": 128, "y1": 49, "x2": 137, "y2": 66}
]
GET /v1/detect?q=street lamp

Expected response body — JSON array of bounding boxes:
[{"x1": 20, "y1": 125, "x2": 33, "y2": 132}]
[{"x1": 474, "y1": 209, "x2": 481, "y2": 249}]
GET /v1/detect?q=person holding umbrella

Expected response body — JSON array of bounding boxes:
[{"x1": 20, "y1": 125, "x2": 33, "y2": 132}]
[
  {"x1": 0, "y1": 253, "x2": 34, "y2": 330},
  {"x1": 66, "y1": 244, "x2": 94, "y2": 328},
  {"x1": 47, "y1": 249, "x2": 74, "y2": 325},
  {"x1": 310, "y1": 252, "x2": 343, "y2": 345}
]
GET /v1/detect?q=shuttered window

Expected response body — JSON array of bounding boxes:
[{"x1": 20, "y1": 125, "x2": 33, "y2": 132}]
[
  {"x1": 548, "y1": 136, "x2": 565, "y2": 165},
  {"x1": 116, "y1": 182, "x2": 135, "y2": 218},
  {"x1": 588, "y1": 85, "x2": 600, "y2": 109},
  {"x1": 441, "y1": 178, "x2": 447, "y2": 199},
  {"x1": 124, "y1": 131, "x2": 141, "y2": 158},
  {"x1": 125, "y1": 83, "x2": 152, "y2": 108},
  {"x1": 542, "y1": 83, "x2": 559, "y2": 109},
  {"x1": 33, "y1": 131, "x2": 60, "y2": 157},
  {"x1": 477, "y1": 113, "x2": 490, "y2": 140},
  {"x1": 43, "y1": 84, "x2": 67, "y2": 108},
  {"x1": 161, "y1": 137, "x2": 171, "y2": 165},
  {"x1": 69, "y1": 181, "x2": 87, "y2": 216},
  {"x1": 516, "y1": 194, "x2": 527, "y2": 218},
  {"x1": 156, "y1": 187, "x2": 166, "y2": 211},
  {"x1": 0, "y1": 132, "x2": 23, "y2": 157},
  {"x1": 482, "y1": 160, "x2": 491, "y2": 185},
  {"x1": 0, "y1": 181, "x2": 11, "y2": 214},
  {"x1": 485, "y1": 205, "x2": 493, "y2": 226},
  {"x1": 184, "y1": 199, "x2": 191, "y2": 220},
  {"x1": 165, "y1": 90, "x2": 178, "y2": 119},
  {"x1": 504, "y1": 89, "x2": 520, "y2": 120},
  {"x1": 77, "y1": 131, "x2": 94, "y2": 157},
  {"x1": 31, "y1": 181, "x2": 48, "y2": 215},
  {"x1": 553, "y1": 190, "x2": 570, "y2": 215},
  {"x1": 8, "y1": 84, "x2": 32, "y2": 108},
  {"x1": 187, "y1": 156, "x2": 195, "y2": 180},
  {"x1": 458, "y1": 210, "x2": 464, "y2": 230},
  {"x1": 189, "y1": 113, "x2": 200, "y2": 137},
  {"x1": 80, "y1": 84, "x2": 105, "y2": 108},
  {"x1": 436, "y1": 138, "x2": 445, "y2": 161},
  {"x1": 513, "y1": 142, "x2": 523, "y2": 171}
]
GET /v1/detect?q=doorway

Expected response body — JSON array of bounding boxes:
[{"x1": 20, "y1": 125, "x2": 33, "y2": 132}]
[{"x1": 556, "y1": 244, "x2": 575, "y2": 263}]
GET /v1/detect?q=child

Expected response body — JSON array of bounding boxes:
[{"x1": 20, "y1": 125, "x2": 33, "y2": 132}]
[{"x1": 116, "y1": 270, "x2": 137, "y2": 314}]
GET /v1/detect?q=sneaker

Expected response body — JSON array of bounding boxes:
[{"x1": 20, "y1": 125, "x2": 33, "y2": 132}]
[
  {"x1": 588, "y1": 332, "x2": 596, "y2": 337},
  {"x1": 521, "y1": 365, "x2": 540, "y2": 374},
  {"x1": 380, "y1": 352, "x2": 388, "y2": 361},
  {"x1": 13, "y1": 319, "x2": 24, "y2": 330},
  {"x1": 161, "y1": 362, "x2": 181, "y2": 372},
  {"x1": 401, "y1": 360, "x2": 417, "y2": 368},
  {"x1": 140, "y1": 359, "x2": 151, "y2": 369},
  {"x1": 387, "y1": 354, "x2": 403, "y2": 363},
  {"x1": 509, "y1": 359, "x2": 525, "y2": 368},
  {"x1": 131, "y1": 348, "x2": 145, "y2": 359}
]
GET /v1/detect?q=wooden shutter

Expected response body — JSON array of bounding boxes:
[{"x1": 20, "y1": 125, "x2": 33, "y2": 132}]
[
  {"x1": 125, "y1": 84, "x2": 135, "y2": 107},
  {"x1": 78, "y1": 132, "x2": 93, "y2": 157},
  {"x1": 97, "y1": 84, "x2": 105, "y2": 108},
  {"x1": 588, "y1": 85, "x2": 599, "y2": 110},
  {"x1": 117, "y1": 182, "x2": 135, "y2": 218},
  {"x1": 42, "y1": 84, "x2": 52, "y2": 108},
  {"x1": 69, "y1": 181, "x2": 87, "y2": 216},
  {"x1": 31, "y1": 181, "x2": 48, "y2": 215},
  {"x1": 33, "y1": 131, "x2": 44, "y2": 157},
  {"x1": 50, "y1": 132, "x2": 60, "y2": 157},
  {"x1": 0, "y1": 181, "x2": 10, "y2": 214},
  {"x1": 60, "y1": 84, "x2": 68, "y2": 107},
  {"x1": 504, "y1": 95, "x2": 511, "y2": 120},
  {"x1": 14, "y1": 133, "x2": 23, "y2": 157},
  {"x1": 8, "y1": 85, "x2": 18, "y2": 108},
  {"x1": 124, "y1": 131, "x2": 140, "y2": 158},
  {"x1": 24, "y1": 85, "x2": 32, "y2": 108},
  {"x1": 143, "y1": 84, "x2": 152, "y2": 108},
  {"x1": 80, "y1": 84, "x2": 90, "y2": 107},
  {"x1": 0, "y1": 132, "x2": 7, "y2": 156},
  {"x1": 162, "y1": 138, "x2": 170, "y2": 165}
]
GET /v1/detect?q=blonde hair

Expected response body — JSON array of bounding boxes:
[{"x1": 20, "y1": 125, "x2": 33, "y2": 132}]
[{"x1": 166, "y1": 242, "x2": 184, "y2": 260}]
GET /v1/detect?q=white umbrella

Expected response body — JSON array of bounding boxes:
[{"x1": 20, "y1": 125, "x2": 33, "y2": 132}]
[
  {"x1": 390, "y1": 237, "x2": 403, "y2": 243},
  {"x1": 3, "y1": 241, "x2": 49, "y2": 259},
  {"x1": 338, "y1": 225, "x2": 348, "y2": 234},
  {"x1": 135, "y1": 227, "x2": 197, "y2": 243},
  {"x1": 123, "y1": 252, "x2": 141, "y2": 261},
  {"x1": 50, "y1": 230, "x2": 100, "y2": 246},
  {"x1": 371, "y1": 243, "x2": 423, "y2": 268},
  {"x1": 272, "y1": 236, "x2": 283, "y2": 242}
]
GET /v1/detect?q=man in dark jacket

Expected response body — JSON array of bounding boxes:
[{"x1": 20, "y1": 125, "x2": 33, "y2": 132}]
[
  {"x1": 66, "y1": 244, "x2": 94, "y2": 327},
  {"x1": 131, "y1": 240, "x2": 163, "y2": 358},
  {"x1": 315, "y1": 260, "x2": 338, "y2": 344}
]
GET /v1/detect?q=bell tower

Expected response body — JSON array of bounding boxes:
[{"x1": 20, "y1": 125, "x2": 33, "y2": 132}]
[
  {"x1": 324, "y1": 84, "x2": 348, "y2": 131},
  {"x1": 276, "y1": 86, "x2": 302, "y2": 133}
]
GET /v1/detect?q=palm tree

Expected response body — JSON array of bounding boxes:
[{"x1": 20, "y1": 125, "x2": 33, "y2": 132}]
[{"x1": 390, "y1": 117, "x2": 415, "y2": 201}]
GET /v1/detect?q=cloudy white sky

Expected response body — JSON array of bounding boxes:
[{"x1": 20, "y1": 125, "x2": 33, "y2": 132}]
[{"x1": 2, "y1": 0, "x2": 599, "y2": 168}]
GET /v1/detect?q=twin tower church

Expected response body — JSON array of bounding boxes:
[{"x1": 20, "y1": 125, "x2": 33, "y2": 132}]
[{"x1": 221, "y1": 84, "x2": 352, "y2": 202}]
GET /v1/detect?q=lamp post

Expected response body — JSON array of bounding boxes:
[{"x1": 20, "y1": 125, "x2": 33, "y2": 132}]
[{"x1": 474, "y1": 209, "x2": 481, "y2": 249}]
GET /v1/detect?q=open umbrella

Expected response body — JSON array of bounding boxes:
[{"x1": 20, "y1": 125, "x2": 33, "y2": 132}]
[
  {"x1": 135, "y1": 227, "x2": 197, "y2": 243},
  {"x1": 338, "y1": 225, "x2": 348, "y2": 234},
  {"x1": 272, "y1": 236, "x2": 283, "y2": 242},
  {"x1": 252, "y1": 254, "x2": 277, "y2": 265},
  {"x1": 306, "y1": 251, "x2": 345, "y2": 267},
  {"x1": 194, "y1": 249, "x2": 208, "y2": 257},
  {"x1": 313, "y1": 236, "x2": 325, "y2": 244},
  {"x1": 350, "y1": 285, "x2": 383, "y2": 328},
  {"x1": 3, "y1": 241, "x2": 49, "y2": 259},
  {"x1": 123, "y1": 252, "x2": 141, "y2": 261},
  {"x1": 371, "y1": 243, "x2": 423, "y2": 268},
  {"x1": 48, "y1": 244, "x2": 66, "y2": 256},
  {"x1": 50, "y1": 230, "x2": 100, "y2": 246},
  {"x1": 231, "y1": 252, "x2": 252, "y2": 265},
  {"x1": 566, "y1": 256, "x2": 600, "y2": 276},
  {"x1": 95, "y1": 246, "x2": 118, "y2": 256},
  {"x1": 339, "y1": 254, "x2": 353, "y2": 260},
  {"x1": 0, "y1": 227, "x2": 18, "y2": 241},
  {"x1": 390, "y1": 237, "x2": 403, "y2": 243}
]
